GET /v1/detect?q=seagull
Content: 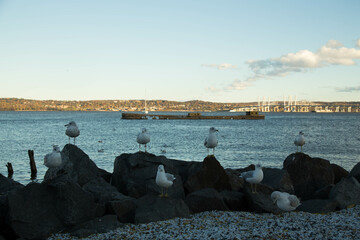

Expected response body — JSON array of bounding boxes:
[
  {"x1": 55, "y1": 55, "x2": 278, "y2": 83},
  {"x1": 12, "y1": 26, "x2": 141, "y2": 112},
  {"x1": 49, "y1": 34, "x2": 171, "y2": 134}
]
[
  {"x1": 155, "y1": 165, "x2": 176, "y2": 197},
  {"x1": 65, "y1": 121, "x2": 80, "y2": 145},
  {"x1": 294, "y1": 131, "x2": 305, "y2": 152},
  {"x1": 271, "y1": 191, "x2": 301, "y2": 211},
  {"x1": 204, "y1": 127, "x2": 218, "y2": 156},
  {"x1": 44, "y1": 145, "x2": 62, "y2": 168},
  {"x1": 240, "y1": 164, "x2": 264, "y2": 193},
  {"x1": 137, "y1": 128, "x2": 150, "y2": 152}
]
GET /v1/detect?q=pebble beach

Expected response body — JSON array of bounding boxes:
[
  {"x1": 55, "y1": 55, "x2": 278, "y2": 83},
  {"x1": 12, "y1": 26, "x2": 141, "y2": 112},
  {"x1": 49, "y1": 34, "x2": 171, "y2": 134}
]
[{"x1": 48, "y1": 205, "x2": 360, "y2": 240}]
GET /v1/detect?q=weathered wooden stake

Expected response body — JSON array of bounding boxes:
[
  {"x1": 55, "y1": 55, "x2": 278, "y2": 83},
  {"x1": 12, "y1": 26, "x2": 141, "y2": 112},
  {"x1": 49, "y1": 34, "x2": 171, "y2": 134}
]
[
  {"x1": 6, "y1": 162, "x2": 14, "y2": 178},
  {"x1": 28, "y1": 150, "x2": 37, "y2": 179}
]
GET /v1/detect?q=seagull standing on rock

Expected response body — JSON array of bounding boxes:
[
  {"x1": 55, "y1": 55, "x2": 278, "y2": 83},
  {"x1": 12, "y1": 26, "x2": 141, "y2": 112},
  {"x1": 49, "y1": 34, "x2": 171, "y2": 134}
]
[
  {"x1": 156, "y1": 165, "x2": 176, "y2": 197},
  {"x1": 294, "y1": 131, "x2": 305, "y2": 152},
  {"x1": 241, "y1": 164, "x2": 264, "y2": 193},
  {"x1": 65, "y1": 121, "x2": 80, "y2": 145},
  {"x1": 271, "y1": 191, "x2": 301, "y2": 211},
  {"x1": 137, "y1": 128, "x2": 150, "y2": 152},
  {"x1": 204, "y1": 127, "x2": 218, "y2": 156},
  {"x1": 44, "y1": 145, "x2": 62, "y2": 168}
]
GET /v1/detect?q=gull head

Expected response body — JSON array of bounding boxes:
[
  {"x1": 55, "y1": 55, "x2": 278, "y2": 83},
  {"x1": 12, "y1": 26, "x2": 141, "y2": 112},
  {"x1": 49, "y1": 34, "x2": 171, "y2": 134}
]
[
  {"x1": 271, "y1": 191, "x2": 281, "y2": 203},
  {"x1": 142, "y1": 128, "x2": 148, "y2": 133},
  {"x1": 52, "y1": 145, "x2": 60, "y2": 152},
  {"x1": 65, "y1": 121, "x2": 77, "y2": 127},
  {"x1": 255, "y1": 164, "x2": 262, "y2": 169},
  {"x1": 209, "y1": 127, "x2": 218, "y2": 133},
  {"x1": 158, "y1": 164, "x2": 165, "y2": 173},
  {"x1": 299, "y1": 131, "x2": 304, "y2": 135}
]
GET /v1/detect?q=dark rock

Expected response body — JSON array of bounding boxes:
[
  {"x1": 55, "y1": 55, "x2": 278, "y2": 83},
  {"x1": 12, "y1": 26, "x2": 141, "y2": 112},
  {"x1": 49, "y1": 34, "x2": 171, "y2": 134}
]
[
  {"x1": 219, "y1": 190, "x2": 246, "y2": 211},
  {"x1": 184, "y1": 156, "x2": 231, "y2": 193},
  {"x1": 7, "y1": 180, "x2": 97, "y2": 239},
  {"x1": 243, "y1": 183, "x2": 281, "y2": 213},
  {"x1": 313, "y1": 184, "x2": 334, "y2": 199},
  {"x1": 82, "y1": 177, "x2": 123, "y2": 204},
  {"x1": 262, "y1": 168, "x2": 294, "y2": 193},
  {"x1": 44, "y1": 144, "x2": 108, "y2": 186},
  {"x1": 329, "y1": 177, "x2": 360, "y2": 209},
  {"x1": 349, "y1": 162, "x2": 360, "y2": 183},
  {"x1": 107, "y1": 196, "x2": 137, "y2": 223},
  {"x1": 134, "y1": 194, "x2": 190, "y2": 224},
  {"x1": 185, "y1": 188, "x2": 228, "y2": 213},
  {"x1": 0, "y1": 173, "x2": 23, "y2": 195},
  {"x1": 283, "y1": 153, "x2": 335, "y2": 200},
  {"x1": 111, "y1": 152, "x2": 185, "y2": 199},
  {"x1": 225, "y1": 169, "x2": 245, "y2": 191},
  {"x1": 68, "y1": 215, "x2": 123, "y2": 238},
  {"x1": 297, "y1": 199, "x2": 338, "y2": 213},
  {"x1": 331, "y1": 164, "x2": 349, "y2": 183}
]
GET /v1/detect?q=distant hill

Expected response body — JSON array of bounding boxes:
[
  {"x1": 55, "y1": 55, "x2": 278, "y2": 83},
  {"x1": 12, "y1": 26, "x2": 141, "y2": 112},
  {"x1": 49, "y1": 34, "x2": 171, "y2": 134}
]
[{"x1": 0, "y1": 98, "x2": 358, "y2": 112}]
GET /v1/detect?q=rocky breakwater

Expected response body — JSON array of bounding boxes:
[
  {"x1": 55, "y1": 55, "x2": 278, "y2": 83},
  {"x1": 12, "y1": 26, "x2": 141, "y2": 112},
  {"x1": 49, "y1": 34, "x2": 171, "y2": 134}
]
[{"x1": 0, "y1": 145, "x2": 359, "y2": 239}]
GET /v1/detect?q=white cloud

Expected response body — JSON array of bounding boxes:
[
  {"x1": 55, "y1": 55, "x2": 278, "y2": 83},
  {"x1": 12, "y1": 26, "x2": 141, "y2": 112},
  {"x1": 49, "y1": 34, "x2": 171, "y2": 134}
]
[
  {"x1": 335, "y1": 85, "x2": 360, "y2": 92},
  {"x1": 201, "y1": 63, "x2": 237, "y2": 70},
  {"x1": 206, "y1": 39, "x2": 360, "y2": 92}
]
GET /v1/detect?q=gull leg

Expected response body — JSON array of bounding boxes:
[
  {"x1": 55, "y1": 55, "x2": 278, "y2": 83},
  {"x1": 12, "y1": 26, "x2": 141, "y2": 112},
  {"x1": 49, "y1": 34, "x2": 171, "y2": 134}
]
[
  {"x1": 301, "y1": 146, "x2": 303, "y2": 152},
  {"x1": 69, "y1": 137, "x2": 71, "y2": 144},
  {"x1": 139, "y1": 144, "x2": 141, "y2": 152},
  {"x1": 74, "y1": 138, "x2": 76, "y2": 145},
  {"x1": 254, "y1": 184, "x2": 257, "y2": 193},
  {"x1": 145, "y1": 144, "x2": 147, "y2": 153},
  {"x1": 164, "y1": 188, "x2": 168, "y2": 197}
]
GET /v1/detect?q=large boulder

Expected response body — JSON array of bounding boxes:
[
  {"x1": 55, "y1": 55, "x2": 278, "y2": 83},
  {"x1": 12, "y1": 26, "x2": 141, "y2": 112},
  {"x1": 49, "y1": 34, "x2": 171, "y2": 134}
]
[
  {"x1": 82, "y1": 177, "x2": 124, "y2": 204},
  {"x1": 44, "y1": 144, "x2": 111, "y2": 186},
  {"x1": 331, "y1": 164, "x2": 348, "y2": 184},
  {"x1": 107, "y1": 195, "x2": 137, "y2": 223},
  {"x1": 184, "y1": 156, "x2": 232, "y2": 193},
  {"x1": 0, "y1": 173, "x2": 23, "y2": 194},
  {"x1": 111, "y1": 152, "x2": 185, "y2": 199},
  {"x1": 243, "y1": 183, "x2": 281, "y2": 213},
  {"x1": 134, "y1": 195, "x2": 190, "y2": 224},
  {"x1": 349, "y1": 162, "x2": 360, "y2": 183},
  {"x1": 219, "y1": 190, "x2": 246, "y2": 211},
  {"x1": 0, "y1": 174, "x2": 23, "y2": 239},
  {"x1": 7, "y1": 180, "x2": 97, "y2": 240},
  {"x1": 329, "y1": 177, "x2": 360, "y2": 209},
  {"x1": 224, "y1": 169, "x2": 245, "y2": 191},
  {"x1": 185, "y1": 188, "x2": 228, "y2": 213},
  {"x1": 262, "y1": 168, "x2": 294, "y2": 193},
  {"x1": 297, "y1": 199, "x2": 338, "y2": 213},
  {"x1": 283, "y1": 153, "x2": 336, "y2": 200}
]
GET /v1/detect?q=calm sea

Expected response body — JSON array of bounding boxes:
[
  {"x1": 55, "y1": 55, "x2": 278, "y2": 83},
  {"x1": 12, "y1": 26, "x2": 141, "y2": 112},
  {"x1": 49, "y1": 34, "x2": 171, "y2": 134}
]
[{"x1": 0, "y1": 111, "x2": 359, "y2": 185}]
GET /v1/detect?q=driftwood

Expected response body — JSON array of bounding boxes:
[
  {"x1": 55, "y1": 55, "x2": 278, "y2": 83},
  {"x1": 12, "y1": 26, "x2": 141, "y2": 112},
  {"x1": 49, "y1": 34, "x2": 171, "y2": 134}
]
[
  {"x1": 6, "y1": 162, "x2": 14, "y2": 178},
  {"x1": 28, "y1": 150, "x2": 37, "y2": 179}
]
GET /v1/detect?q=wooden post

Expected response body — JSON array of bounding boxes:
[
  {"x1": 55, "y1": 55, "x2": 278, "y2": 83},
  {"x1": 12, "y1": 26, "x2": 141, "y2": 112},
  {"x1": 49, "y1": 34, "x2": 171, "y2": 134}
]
[
  {"x1": 28, "y1": 150, "x2": 37, "y2": 180},
  {"x1": 6, "y1": 162, "x2": 13, "y2": 178}
]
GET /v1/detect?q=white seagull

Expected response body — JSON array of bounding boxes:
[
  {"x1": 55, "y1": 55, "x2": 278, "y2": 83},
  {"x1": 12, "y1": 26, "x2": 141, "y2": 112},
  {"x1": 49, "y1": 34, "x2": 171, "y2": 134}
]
[
  {"x1": 271, "y1": 191, "x2": 301, "y2": 211},
  {"x1": 241, "y1": 164, "x2": 264, "y2": 193},
  {"x1": 294, "y1": 131, "x2": 305, "y2": 152},
  {"x1": 44, "y1": 145, "x2": 62, "y2": 168},
  {"x1": 204, "y1": 127, "x2": 218, "y2": 156},
  {"x1": 155, "y1": 165, "x2": 176, "y2": 197},
  {"x1": 137, "y1": 128, "x2": 150, "y2": 152},
  {"x1": 65, "y1": 121, "x2": 80, "y2": 145}
]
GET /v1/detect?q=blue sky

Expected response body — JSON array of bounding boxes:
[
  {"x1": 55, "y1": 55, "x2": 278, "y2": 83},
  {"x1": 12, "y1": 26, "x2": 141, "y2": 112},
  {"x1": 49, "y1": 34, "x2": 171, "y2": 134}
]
[{"x1": 0, "y1": 0, "x2": 359, "y2": 102}]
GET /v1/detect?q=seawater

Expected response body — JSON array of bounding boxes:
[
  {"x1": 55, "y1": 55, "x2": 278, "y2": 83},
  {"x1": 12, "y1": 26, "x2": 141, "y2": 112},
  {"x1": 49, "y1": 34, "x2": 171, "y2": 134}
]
[{"x1": 0, "y1": 111, "x2": 359, "y2": 185}]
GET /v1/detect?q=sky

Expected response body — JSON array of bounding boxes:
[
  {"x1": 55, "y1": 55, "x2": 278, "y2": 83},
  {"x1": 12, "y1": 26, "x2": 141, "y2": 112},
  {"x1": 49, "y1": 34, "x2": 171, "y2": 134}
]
[{"x1": 0, "y1": 0, "x2": 359, "y2": 102}]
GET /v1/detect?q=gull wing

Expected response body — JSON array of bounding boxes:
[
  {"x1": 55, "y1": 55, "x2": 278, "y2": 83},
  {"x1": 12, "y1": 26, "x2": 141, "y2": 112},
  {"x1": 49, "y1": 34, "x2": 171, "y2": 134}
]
[
  {"x1": 240, "y1": 170, "x2": 254, "y2": 179},
  {"x1": 166, "y1": 173, "x2": 176, "y2": 181}
]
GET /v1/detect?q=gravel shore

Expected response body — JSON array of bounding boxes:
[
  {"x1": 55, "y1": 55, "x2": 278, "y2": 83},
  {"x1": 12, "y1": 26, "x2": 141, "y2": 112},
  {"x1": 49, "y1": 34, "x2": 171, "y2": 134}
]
[{"x1": 48, "y1": 205, "x2": 360, "y2": 240}]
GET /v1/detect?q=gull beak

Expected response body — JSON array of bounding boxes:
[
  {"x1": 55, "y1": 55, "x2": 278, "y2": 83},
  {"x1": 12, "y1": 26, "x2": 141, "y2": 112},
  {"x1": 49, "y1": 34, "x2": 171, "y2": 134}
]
[{"x1": 65, "y1": 124, "x2": 68, "y2": 127}]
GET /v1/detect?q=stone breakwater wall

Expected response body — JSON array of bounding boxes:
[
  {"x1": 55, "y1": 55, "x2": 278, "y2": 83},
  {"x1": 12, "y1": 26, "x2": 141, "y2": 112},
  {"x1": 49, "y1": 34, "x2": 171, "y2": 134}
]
[{"x1": 1, "y1": 144, "x2": 360, "y2": 239}]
